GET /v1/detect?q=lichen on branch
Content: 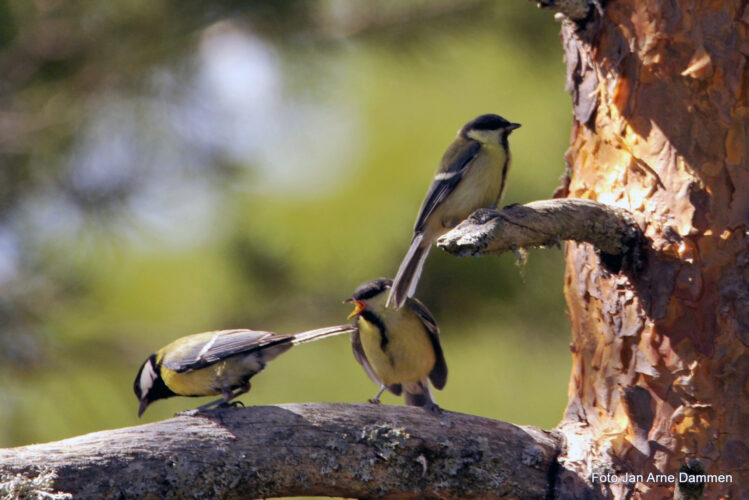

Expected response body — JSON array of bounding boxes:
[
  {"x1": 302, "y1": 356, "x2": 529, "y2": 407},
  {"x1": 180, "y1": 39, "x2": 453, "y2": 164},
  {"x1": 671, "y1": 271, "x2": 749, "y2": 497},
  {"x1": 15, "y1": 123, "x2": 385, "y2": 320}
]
[{"x1": 0, "y1": 403, "x2": 561, "y2": 500}]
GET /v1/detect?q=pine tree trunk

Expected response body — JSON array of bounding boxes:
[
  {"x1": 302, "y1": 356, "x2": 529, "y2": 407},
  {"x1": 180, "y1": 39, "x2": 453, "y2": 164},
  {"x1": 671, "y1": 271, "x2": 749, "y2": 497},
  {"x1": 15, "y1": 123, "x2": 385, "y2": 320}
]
[{"x1": 557, "y1": 1, "x2": 749, "y2": 498}]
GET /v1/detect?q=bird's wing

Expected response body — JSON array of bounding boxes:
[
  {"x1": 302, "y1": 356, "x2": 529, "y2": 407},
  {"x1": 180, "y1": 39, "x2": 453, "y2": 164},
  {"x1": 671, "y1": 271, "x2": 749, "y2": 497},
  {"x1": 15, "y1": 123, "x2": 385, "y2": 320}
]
[
  {"x1": 351, "y1": 327, "x2": 382, "y2": 386},
  {"x1": 409, "y1": 299, "x2": 448, "y2": 390},
  {"x1": 414, "y1": 140, "x2": 481, "y2": 232},
  {"x1": 162, "y1": 329, "x2": 291, "y2": 373}
]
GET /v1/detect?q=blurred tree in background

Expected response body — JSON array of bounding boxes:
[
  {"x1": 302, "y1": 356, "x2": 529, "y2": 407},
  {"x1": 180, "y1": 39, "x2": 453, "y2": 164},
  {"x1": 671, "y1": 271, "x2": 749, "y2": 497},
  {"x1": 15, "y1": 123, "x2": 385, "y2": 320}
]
[{"x1": 0, "y1": 0, "x2": 572, "y2": 446}]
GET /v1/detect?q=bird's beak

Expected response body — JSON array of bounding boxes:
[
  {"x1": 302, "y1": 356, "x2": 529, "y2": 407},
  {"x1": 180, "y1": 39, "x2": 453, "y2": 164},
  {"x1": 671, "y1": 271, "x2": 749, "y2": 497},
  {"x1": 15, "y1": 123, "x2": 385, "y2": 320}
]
[
  {"x1": 347, "y1": 300, "x2": 365, "y2": 319},
  {"x1": 138, "y1": 399, "x2": 149, "y2": 418},
  {"x1": 508, "y1": 122, "x2": 521, "y2": 131}
]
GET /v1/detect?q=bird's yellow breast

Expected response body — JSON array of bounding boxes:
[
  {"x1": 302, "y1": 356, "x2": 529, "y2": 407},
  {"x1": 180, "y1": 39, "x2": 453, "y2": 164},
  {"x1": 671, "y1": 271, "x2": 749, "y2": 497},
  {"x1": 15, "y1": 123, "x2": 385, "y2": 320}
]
[
  {"x1": 160, "y1": 355, "x2": 265, "y2": 397},
  {"x1": 161, "y1": 363, "x2": 225, "y2": 397},
  {"x1": 430, "y1": 143, "x2": 508, "y2": 232},
  {"x1": 358, "y1": 310, "x2": 436, "y2": 386}
]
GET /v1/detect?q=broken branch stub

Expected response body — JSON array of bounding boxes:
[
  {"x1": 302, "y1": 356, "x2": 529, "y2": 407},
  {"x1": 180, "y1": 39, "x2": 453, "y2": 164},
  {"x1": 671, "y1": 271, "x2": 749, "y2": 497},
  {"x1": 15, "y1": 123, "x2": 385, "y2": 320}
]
[{"x1": 437, "y1": 199, "x2": 644, "y2": 272}]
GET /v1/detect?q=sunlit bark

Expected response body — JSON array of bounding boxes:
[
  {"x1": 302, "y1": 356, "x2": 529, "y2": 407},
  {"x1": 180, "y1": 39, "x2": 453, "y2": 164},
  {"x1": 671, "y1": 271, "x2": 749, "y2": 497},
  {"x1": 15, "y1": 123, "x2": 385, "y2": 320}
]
[{"x1": 557, "y1": 1, "x2": 748, "y2": 498}]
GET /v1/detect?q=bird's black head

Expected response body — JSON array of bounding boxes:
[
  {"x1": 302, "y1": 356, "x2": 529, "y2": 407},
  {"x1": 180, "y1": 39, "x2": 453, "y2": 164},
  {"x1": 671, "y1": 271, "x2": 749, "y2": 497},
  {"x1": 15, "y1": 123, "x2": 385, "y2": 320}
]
[
  {"x1": 347, "y1": 278, "x2": 392, "y2": 302},
  {"x1": 345, "y1": 278, "x2": 393, "y2": 320},
  {"x1": 134, "y1": 354, "x2": 176, "y2": 417},
  {"x1": 460, "y1": 113, "x2": 521, "y2": 140}
]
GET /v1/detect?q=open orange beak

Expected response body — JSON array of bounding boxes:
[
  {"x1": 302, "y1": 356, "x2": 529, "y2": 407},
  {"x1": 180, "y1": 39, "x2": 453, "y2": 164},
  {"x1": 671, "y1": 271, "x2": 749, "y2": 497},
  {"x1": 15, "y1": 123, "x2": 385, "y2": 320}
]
[{"x1": 347, "y1": 300, "x2": 365, "y2": 319}]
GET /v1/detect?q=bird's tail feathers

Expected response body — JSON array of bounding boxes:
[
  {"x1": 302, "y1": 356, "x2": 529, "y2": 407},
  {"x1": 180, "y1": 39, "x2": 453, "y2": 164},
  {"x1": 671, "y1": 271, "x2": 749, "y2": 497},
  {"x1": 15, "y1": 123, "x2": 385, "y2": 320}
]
[
  {"x1": 291, "y1": 324, "x2": 357, "y2": 345},
  {"x1": 387, "y1": 234, "x2": 430, "y2": 308},
  {"x1": 403, "y1": 381, "x2": 435, "y2": 408}
]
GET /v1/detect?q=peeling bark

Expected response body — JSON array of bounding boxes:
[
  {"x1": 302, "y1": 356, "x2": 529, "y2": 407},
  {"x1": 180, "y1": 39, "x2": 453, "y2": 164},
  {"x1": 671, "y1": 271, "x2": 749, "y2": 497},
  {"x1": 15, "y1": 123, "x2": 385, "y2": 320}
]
[
  {"x1": 0, "y1": 403, "x2": 561, "y2": 500},
  {"x1": 556, "y1": 1, "x2": 749, "y2": 498}
]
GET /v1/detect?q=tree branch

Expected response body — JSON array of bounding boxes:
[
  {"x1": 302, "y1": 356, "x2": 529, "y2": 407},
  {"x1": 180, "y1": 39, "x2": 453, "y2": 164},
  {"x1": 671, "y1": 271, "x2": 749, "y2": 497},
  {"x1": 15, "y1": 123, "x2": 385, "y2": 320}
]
[
  {"x1": 437, "y1": 199, "x2": 644, "y2": 271},
  {"x1": 0, "y1": 403, "x2": 561, "y2": 500}
]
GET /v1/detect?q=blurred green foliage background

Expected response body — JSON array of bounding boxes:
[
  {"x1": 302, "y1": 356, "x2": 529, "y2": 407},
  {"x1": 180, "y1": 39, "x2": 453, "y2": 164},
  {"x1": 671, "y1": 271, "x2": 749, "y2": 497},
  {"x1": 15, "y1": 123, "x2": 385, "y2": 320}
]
[{"x1": 0, "y1": 0, "x2": 573, "y2": 447}]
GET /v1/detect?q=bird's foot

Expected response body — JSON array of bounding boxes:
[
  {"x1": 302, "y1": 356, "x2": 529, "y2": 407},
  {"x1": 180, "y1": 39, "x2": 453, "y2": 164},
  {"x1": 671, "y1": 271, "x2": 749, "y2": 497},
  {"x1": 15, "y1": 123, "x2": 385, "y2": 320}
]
[
  {"x1": 368, "y1": 398, "x2": 382, "y2": 405},
  {"x1": 177, "y1": 400, "x2": 244, "y2": 418},
  {"x1": 423, "y1": 402, "x2": 442, "y2": 415}
]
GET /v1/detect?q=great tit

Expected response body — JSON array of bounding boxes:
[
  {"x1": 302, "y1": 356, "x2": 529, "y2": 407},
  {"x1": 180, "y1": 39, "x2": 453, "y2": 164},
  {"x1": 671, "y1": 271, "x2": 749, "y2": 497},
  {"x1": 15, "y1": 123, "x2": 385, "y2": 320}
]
[
  {"x1": 346, "y1": 278, "x2": 447, "y2": 412},
  {"x1": 134, "y1": 324, "x2": 354, "y2": 417},
  {"x1": 387, "y1": 114, "x2": 521, "y2": 308}
]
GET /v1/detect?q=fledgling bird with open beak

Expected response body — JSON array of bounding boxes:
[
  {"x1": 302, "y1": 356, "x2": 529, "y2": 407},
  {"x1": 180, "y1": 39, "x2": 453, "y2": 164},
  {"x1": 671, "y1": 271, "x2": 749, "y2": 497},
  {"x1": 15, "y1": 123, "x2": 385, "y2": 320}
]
[
  {"x1": 134, "y1": 324, "x2": 355, "y2": 417},
  {"x1": 346, "y1": 278, "x2": 447, "y2": 413},
  {"x1": 387, "y1": 113, "x2": 521, "y2": 309}
]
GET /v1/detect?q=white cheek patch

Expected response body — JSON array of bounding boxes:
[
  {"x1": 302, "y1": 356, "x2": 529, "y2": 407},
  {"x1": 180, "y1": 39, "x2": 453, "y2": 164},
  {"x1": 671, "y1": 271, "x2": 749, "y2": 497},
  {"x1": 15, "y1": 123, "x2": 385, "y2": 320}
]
[
  {"x1": 466, "y1": 129, "x2": 500, "y2": 145},
  {"x1": 139, "y1": 360, "x2": 158, "y2": 395}
]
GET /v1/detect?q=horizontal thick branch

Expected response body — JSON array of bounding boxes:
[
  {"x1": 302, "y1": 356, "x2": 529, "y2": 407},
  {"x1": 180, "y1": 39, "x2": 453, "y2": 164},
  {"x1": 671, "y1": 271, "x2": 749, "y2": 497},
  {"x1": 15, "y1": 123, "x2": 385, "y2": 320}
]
[
  {"x1": 437, "y1": 199, "x2": 643, "y2": 263},
  {"x1": 0, "y1": 403, "x2": 561, "y2": 500}
]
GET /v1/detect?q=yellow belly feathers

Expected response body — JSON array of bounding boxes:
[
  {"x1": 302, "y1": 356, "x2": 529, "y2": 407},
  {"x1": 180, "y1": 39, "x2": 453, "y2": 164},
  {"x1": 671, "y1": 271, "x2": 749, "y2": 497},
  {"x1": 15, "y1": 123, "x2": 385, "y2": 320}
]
[
  {"x1": 358, "y1": 310, "x2": 436, "y2": 386},
  {"x1": 160, "y1": 356, "x2": 265, "y2": 397}
]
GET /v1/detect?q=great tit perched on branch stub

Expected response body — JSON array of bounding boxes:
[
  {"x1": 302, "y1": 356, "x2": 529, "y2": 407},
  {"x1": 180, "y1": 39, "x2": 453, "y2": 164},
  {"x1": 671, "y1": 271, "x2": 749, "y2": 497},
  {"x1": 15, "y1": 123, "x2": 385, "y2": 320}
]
[
  {"x1": 387, "y1": 114, "x2": 521, "y2": 309},
  {"x1": 346, "y1": 278, "x2": 447, "y2": 413},
  {"x1": 134, "y1": 324, "x2": 355, "y2": 417}
]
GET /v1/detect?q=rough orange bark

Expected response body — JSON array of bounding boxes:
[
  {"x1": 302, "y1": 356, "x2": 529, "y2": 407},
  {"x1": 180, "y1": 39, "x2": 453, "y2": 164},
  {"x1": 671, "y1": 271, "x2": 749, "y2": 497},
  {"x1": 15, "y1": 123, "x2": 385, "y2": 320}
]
[{"x1": 557, "y1": 1, "x2": 748, "y2": 498}]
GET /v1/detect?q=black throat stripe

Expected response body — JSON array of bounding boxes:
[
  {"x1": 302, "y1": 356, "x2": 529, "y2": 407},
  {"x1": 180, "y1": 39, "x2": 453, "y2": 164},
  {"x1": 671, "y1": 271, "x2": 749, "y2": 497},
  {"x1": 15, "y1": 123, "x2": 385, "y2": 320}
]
[
  {"x1": 499, "y1": 134, "x2": 510, "y2": 198},
  {"x1": 359, "y1": 310, "x2": 388, "y2": 350}
]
